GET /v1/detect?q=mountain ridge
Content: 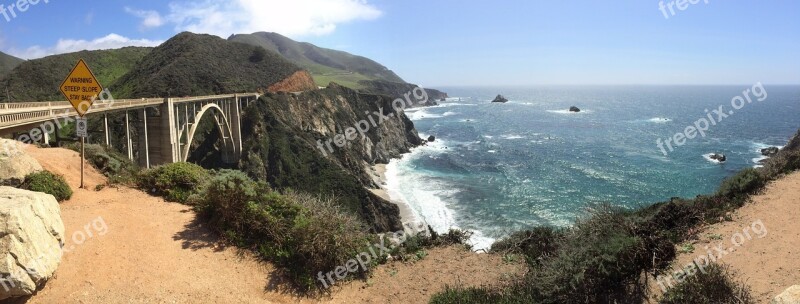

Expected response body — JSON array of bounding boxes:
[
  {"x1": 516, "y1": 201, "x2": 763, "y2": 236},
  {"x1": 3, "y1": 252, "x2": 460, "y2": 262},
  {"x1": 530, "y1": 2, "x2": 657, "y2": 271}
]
[{"x1": 229, "y1": 32, "x2": 405, "y2": 88}]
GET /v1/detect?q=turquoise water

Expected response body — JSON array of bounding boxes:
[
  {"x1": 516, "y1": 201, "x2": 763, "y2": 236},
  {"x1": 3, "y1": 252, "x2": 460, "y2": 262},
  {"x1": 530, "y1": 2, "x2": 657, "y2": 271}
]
[{"x1": 384, "y1": 86, "x2": 800, "y2": 250}]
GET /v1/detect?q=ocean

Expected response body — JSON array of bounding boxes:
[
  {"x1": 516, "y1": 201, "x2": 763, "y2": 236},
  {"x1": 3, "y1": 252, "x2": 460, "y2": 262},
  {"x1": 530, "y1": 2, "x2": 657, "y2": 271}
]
[{"x1": 384, "y1": 85, "x2": 800, "y2": 250}]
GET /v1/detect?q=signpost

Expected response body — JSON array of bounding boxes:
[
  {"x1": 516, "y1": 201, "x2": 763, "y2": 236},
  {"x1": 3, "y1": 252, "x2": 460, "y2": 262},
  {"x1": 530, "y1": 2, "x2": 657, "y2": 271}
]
[{"x1": 59, "y1": 59, "x2": 103, "y2": 189}]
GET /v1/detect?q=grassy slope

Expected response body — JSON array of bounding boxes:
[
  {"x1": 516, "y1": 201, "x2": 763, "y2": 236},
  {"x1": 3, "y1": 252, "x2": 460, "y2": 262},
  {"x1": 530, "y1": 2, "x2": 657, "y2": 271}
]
[
  {"x1": 0, "y1": 47, "x2": 152, "y2": 102},
  {"x1": 0, "y1": 52, "x2": 24, "y2": 78},
  {"x1": 113, "y1": 32, "x2": 303, "y2": 98},
  {"x1": 229, "y1": 32, "x2": 405, "y2": 89}
]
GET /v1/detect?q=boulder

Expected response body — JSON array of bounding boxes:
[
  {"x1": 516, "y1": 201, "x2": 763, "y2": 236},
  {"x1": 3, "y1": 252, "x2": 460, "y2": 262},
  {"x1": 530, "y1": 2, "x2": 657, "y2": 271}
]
[
  {"x1": 772, "y1": 285, "x2": 800, "y2": 304},
  {"x1": 427, "y1": 135, "x2": 436, "y2": 142},
  {"x1": 710, "y1": 153, "x2": 727, "y2": 162},
  {"x1": 0, "y1": 187, "x2": 65, "y2": 301},
  {"x1": 491, "y1": 95, "x2": 508, "y2": 103},
  {"x1": 761, "y1": 147, "x2": 780, "y2": 157},
  {"x1": 569, "y1": 106, "x2": 581, "y2": 113},
  {"x1": 0, "y1": 139, "x2": 43, "y2": 187}
]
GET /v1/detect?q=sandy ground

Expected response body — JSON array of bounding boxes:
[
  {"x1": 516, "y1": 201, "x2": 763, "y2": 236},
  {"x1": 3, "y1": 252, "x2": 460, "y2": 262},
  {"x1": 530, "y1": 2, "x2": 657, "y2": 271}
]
[
  {"x1": 651, "y1": 171, "x2": 800, "y2": 303},
  {"x1": 9, "y1": 145, "x2": 524, "y2": 304}
]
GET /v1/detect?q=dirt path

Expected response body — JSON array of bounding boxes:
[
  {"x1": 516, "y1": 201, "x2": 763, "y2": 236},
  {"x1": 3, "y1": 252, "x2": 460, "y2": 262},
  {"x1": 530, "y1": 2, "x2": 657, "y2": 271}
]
[
  {"x1": 658, "y1": 171, "x2": 800, "y2": 303},
  {"x1": 16, "y1": 146, "x2": 523, "y2": 304}
]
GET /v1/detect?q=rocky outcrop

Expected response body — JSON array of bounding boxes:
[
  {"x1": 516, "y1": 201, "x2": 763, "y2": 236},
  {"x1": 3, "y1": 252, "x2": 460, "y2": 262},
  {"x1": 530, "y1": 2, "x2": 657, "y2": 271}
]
[
  {"x1": 570, "y1": 106, "x2": 581, "y2": 113},
  {"x1": 762, "y1": 147, "x2": 781, "y2": 157},
  {"x1": 0, "y1": 139, "x2": 43, "y2": 187},
  {"x1": 491, "y1": 95, "x2": 508, "y2": 103},
  {"x1": 772, "y1": 285, "x2": 800, "y2": 304},
  {"x1": 267, "y1": 70, "x2": 317, "y2": 93},
  {"x1": 0, "y1": 187, "x2": 65, "y2": 300},
  {"x1": 710, "y1": 153, "x2": 727, "y2": 162},
  {"x1": 784, "y1": 130, "x2": 800, "y2": 152}
]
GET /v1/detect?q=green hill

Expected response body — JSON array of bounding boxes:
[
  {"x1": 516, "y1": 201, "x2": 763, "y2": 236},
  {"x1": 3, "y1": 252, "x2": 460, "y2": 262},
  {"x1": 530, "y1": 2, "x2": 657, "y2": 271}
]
[
  {"x1": 0, "y1": 47, "x2": 152, "y2": 102},
  {"x1": 229, "y1": 32, "x2": 405, "y2": 89},
  {"x1": 0, "y1": 52, "x2": 24, "y2": 78},
  {"x1": 113, "y1": 32, "x2": 308, "y2": 98}
]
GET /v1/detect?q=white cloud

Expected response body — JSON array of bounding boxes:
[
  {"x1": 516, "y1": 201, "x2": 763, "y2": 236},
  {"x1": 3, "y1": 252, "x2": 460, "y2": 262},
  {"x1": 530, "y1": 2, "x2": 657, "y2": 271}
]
[
  {"x1": 125, "y1": 7, "x2": 166, "y2": 30},
  {"x1": 7, "y1": 34, "x2": 164, "y2": 59},
  {"x1": 166, "y1": 0, "x2": 382, "y2": 37}
]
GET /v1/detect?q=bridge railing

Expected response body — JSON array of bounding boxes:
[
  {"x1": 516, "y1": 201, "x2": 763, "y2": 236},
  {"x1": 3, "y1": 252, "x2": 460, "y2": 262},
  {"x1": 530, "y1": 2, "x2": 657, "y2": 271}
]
[{"x1": 0, "y1": 93, "x2": 259, "y2": 131}]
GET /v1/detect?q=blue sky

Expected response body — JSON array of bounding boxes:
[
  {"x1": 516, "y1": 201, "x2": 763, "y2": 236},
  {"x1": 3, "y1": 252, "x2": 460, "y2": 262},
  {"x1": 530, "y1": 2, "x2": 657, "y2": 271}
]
[{"x1": 1, "y1": 0, "x2": 798, "y2": 86}]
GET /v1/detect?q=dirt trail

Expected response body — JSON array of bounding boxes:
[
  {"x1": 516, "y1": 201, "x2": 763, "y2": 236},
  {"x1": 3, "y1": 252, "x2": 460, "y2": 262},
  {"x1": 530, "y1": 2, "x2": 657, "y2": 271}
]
[
  {"x1": 659, "y1": 171, "x2": 800, "y2": 303},
  {"x1": 16, "y1": 145, "x2": 523, "y2": 304}
]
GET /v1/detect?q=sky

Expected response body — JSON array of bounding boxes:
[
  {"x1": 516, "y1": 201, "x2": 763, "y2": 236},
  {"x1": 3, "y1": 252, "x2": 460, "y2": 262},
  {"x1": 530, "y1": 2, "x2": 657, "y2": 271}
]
[{"x1": 0, "y1": 0, "x2": 799, "y2": 86}]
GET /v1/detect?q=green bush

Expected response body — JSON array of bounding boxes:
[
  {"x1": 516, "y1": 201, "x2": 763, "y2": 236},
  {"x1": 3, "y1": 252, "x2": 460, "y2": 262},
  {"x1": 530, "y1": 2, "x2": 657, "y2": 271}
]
[
  {"x1": 491, "y1": 227, "x2": 564, "y2": 266},
  {"x1": 66, "y1": 144, "x2": 139, "y2": 185},
  {"x1": 659, "y1": 263, "x2": 754, "y2": 304},
  {"x1": 717, "y1": 168, "x2": 767, "y2": 199},
  {"x1": 196, "y1": 170, "x2": 371, "y2": 290},
  {"x1": 21, "y1": 171, "x2": 73, "y2": 202},
  {"x1": 138, "y1": 162, "x2": 210, "y2": 203}
]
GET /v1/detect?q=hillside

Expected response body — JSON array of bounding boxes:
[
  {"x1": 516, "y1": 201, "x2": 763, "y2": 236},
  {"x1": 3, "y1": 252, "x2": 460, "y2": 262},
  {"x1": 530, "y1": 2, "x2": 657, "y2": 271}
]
[
  {"x1": 229, "y1": 32, "x2": 405, "y2": 88},
  {"x1": 0, "y1": 47, "x2": 151, "y2": 102},
  {"x1": 238, "y1": 83, "x2": 426, "y2": 231},
  {"x1": 113, "y1": 32, "x2": 314, "y2": 98},
  {"x1": 0, "y1": 52, "x2": 24, "y2": 78}
]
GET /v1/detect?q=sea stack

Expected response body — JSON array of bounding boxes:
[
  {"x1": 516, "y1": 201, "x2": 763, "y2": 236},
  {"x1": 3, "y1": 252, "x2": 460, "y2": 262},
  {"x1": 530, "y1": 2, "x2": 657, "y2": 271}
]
[
  {"x1": 710, "y1": 153, "x2": 727, "y2": 163},
  {"x1": 492, "y1": 95, "x2": 509, "y2": 103},
  {"x1": 569, "y1": 106, "x2": 581, "y2": 113}
]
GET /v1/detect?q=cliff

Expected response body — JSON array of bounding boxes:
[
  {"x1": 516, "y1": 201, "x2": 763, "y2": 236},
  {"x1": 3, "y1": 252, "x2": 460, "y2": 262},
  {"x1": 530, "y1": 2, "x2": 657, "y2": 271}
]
[
  {"x1": 237, "y1": 83, "x2": 427, "y2": 232},
  {"x1": 358, "y1": 79, "x2": 448, "y2": 106}
]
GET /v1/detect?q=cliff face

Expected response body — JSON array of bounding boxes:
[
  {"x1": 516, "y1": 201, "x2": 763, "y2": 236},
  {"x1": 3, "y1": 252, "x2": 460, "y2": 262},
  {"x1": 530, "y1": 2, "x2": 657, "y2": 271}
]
[
  {"x1": 238, "y1": 84, "x2": 426, "y2": 232},
  {"x1": 784, "y1": 129, "x2": 800, "y2": 152},
  {"x1": 267, "y1": 70, "x2": 316, "y2": 93}
]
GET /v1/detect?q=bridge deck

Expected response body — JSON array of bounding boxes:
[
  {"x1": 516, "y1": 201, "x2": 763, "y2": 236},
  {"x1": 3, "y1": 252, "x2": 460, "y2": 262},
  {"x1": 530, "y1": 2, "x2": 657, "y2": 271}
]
[{"x1": 0, "y1": 93, "x2": 258, "y2": 132}]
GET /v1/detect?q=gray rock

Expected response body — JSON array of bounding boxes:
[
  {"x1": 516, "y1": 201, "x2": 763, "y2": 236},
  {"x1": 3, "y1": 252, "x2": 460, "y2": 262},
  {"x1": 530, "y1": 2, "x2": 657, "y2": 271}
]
[
  {"x1": 491, "y1": 95, "x2": 508, "y2": 103},
  {"x1": 0, "y1": 187, "x2": 65, "y2": 301},
  {"x1": 772, "y1": 285, "x2": 800, "y2": 304},
  {"x1": 0, "y1": 139, "x2": 43, "y2": 187}
]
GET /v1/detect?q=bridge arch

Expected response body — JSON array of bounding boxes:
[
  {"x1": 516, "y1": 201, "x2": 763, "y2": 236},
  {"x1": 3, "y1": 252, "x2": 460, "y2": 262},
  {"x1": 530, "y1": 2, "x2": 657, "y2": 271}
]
[{"x1": 180, "y1": 103, "x2": 236, "y2": 163}]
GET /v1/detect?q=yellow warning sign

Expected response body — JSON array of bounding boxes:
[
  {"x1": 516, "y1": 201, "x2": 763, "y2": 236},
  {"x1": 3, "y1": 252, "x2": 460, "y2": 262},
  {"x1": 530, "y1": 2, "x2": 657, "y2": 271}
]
[{"x1": 59, "y1": 59, "x2": 103, "y2": 117}]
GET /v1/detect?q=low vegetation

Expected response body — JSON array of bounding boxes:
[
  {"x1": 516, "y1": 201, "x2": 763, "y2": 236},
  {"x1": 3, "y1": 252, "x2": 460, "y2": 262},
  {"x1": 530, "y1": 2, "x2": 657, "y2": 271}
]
[
  {"x1": 68, "y1": 144, "x2": 139, "y2": 185},
  {"x1": 21, "y1": 171, "x2": 73, "y2": 202},
  {"x1": 659, "y1": 263, "x2": 754, "y2": 304},
  {"x1": 432, "y1": 136, "x2": 800, "y2": 303},
  {"x1": 137, "y1": 162, "x2": 210, "y2": 203}
]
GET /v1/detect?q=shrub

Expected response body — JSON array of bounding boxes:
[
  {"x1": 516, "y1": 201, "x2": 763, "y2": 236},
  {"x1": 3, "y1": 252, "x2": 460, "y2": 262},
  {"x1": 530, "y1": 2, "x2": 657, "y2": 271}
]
[
  {"x1": 491, "y1": 227, "x2": 564, "y2": 266},
  {"x1": 659, "y1": 263, "x2": 754, "y2": 304},
  {"x1": 137, "y1": 162, "x2": 210, "y2": 203},
  {"x1": 196, "y1": 170, "x2": 370, "y2": 290},
  {"x1": 761, "y1": 149, "x2": 800, "y2": 179},
  {"x1": 717, "y1": 168, "x2": 767, "y2": 199},
  {"x1": 67, "y1": 144, "x2": 139, "y2": 185},
  {"x1": 21, "y1": 171, "x2": 73, "y2": 202}
]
